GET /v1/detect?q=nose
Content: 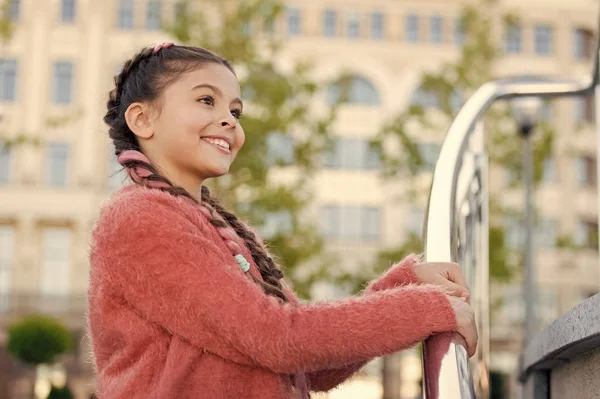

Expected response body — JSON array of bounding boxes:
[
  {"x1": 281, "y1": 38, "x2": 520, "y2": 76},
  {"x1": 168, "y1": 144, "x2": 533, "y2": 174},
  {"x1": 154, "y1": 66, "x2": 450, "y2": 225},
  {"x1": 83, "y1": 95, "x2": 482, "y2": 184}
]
[{"x1": 219, "y1": 112, "x2": 237, "y2": 129}]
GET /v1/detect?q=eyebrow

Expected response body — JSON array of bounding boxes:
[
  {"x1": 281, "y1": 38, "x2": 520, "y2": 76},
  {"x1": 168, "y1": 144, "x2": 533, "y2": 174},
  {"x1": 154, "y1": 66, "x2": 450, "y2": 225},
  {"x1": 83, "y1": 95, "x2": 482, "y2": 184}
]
[{"x1": 191, "y1": 83, "x2": 243, "y2": 108}]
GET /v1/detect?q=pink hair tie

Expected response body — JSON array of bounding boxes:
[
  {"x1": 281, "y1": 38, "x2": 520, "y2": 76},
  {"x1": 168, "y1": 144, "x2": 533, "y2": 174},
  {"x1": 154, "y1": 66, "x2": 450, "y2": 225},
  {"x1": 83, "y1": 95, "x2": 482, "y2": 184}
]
[
  {"x1": 118, "y1": 150, "x2": 151, "y2": 165},
  {"x1": 152, "y1": 42, "x2": 174, "y2": 54},
  {"x1": 117, "y1": 150, "x2": 170, "y2": 189}
]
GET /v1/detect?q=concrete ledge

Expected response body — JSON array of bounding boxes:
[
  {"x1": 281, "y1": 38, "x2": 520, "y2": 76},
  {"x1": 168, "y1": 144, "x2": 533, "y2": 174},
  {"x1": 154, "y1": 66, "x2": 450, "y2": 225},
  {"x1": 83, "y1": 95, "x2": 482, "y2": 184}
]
[
  {"x1": 520, "y1": 294, "x2": 600, "y2": 380},
  {"x1": 551, "y1": 346, "x2": 600, "y2": 399}
]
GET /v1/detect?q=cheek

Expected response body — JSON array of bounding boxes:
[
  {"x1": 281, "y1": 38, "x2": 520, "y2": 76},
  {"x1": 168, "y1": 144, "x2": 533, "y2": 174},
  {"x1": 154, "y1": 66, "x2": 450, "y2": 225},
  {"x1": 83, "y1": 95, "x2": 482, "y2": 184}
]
[
  {"x1": 235, "y1": 128, "x2": 246, "y2": 150},
  {"x1": 180, "y1": 108, "x2": 212, "y2": 136}
]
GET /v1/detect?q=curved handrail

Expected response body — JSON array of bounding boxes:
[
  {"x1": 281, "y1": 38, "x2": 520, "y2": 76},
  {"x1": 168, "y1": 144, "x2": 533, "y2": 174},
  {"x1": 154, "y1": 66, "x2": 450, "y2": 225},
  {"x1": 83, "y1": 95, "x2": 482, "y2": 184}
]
[{"x1": 421, "y1": 28, "x2": 599, "y2": 399}]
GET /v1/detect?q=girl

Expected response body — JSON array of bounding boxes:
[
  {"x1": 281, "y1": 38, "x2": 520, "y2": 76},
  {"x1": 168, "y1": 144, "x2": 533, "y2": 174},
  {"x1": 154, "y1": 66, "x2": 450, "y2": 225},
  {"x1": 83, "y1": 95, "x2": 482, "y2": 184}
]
[{"x1": 87, "y1": 43, "x2": 477, "y2": 399}]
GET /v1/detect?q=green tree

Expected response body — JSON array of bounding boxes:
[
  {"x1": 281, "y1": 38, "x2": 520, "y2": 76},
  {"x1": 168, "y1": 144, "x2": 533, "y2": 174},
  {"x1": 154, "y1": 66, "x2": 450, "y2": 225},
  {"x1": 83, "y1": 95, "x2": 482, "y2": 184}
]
[
  {"x1": 7, "y1": 315, "x2": 72, "y2": 399},
  {"x1": 167, "y1": 0, "x2": 342, "y2": 298},
  {"x1": 7, "y1": 315, "x2": 72, "y2": 365},
  {"x1": 370, "y1": 5, "x2": 556, "y2": 285}
]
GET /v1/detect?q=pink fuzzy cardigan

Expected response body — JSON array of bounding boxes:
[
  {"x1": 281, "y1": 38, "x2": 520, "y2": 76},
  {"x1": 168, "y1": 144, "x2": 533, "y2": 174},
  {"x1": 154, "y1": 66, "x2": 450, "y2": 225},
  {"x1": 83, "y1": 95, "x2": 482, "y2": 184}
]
[{"x1": 87, "y1": 185, "x2": 456, "y2": 398}]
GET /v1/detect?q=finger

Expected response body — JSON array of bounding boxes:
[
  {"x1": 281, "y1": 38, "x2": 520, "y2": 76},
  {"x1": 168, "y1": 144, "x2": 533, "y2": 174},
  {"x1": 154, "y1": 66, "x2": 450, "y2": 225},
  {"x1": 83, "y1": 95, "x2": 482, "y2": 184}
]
[
  {"x1": 439, "y1": 279, "x2": 470, "y2": 301},
  {"x1": 447, "y1": 263, "x2": 469, "y2": 290},
  {"x1": 452, "y1": 332, "x2": 468, "y2": 349},
  {"x1": 465, "y1": 323, "x2": 478, "y2": 358}
]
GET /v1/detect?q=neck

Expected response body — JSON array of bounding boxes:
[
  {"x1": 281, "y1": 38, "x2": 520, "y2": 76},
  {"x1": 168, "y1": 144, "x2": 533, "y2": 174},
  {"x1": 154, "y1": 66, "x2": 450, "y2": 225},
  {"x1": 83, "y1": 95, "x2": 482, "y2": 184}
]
[{"x1": 142, "y1": 148, "x2": 205, "y2": 200}]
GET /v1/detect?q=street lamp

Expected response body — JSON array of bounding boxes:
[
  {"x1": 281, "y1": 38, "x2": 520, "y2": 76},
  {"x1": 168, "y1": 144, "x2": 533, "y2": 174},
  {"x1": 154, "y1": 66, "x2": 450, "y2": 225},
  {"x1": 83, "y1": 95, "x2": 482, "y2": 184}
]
[{"x1": 510, "y1": 96, "x2": 543, "y2": 348}]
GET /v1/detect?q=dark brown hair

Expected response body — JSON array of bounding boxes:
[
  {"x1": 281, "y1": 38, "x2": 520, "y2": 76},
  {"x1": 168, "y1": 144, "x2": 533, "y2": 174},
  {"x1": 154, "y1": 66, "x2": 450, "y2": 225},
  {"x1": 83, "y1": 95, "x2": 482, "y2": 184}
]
[{"x1": 104, "y1": 45, "x2": 288, "y2": 303}]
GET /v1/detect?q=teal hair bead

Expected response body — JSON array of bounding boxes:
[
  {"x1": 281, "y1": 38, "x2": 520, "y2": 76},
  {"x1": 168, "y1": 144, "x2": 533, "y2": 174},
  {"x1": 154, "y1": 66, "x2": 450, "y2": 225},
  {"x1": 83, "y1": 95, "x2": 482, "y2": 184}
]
[{"x1": 235, "y1": 254, "x2": 251, "y2": 272}]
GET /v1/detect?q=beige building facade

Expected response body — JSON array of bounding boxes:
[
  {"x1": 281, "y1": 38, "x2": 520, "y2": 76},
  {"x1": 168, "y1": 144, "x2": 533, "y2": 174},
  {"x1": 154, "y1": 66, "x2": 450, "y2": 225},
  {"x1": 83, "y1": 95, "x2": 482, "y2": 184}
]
[{"x1": 0, "y1": 0, "x2": 599, "y2": 398}]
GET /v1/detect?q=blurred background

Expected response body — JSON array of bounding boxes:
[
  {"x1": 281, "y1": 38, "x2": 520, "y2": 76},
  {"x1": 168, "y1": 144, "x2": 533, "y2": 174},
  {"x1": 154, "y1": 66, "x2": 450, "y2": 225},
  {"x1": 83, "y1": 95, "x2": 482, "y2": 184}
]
[{"x1": 0, "y1": 0, "x2": 599, "y2": 398}]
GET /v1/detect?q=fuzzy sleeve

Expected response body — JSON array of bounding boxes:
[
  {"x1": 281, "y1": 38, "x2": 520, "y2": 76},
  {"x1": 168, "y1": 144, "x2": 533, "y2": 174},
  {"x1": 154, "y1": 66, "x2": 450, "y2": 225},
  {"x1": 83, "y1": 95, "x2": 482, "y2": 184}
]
[
  {"x1": 300, "y1": 255, "x2": 422, "y2": 392},
  {"x1": 94, "y1": 196, "x2": 457, "y2": 375}
]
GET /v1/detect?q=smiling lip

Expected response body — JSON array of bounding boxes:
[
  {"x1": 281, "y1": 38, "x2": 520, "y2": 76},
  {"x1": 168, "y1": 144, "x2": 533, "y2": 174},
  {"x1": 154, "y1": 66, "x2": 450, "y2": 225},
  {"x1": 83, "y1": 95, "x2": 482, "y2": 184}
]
[{"x1": 201, "y1": 136, "x2": 232, "y2": 154}]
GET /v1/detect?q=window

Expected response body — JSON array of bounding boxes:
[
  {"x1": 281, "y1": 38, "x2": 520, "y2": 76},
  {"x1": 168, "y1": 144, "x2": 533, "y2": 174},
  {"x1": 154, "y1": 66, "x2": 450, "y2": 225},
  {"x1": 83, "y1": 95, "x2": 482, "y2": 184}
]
[
  {"x1": 541, "y1": 101, "x2": 553, "y2": 122},
  {"x1": 46, "y1": 142, "x2": 69, "y2": 187},
  {"x1": 407, "y1": 206, "x2": 426, "y2": 237},
  {"x1": 323, "y1": 138, "x2": 381, "y2": 170},
  {"x1": 263, "y1": 18, "x2": 274, "y2": 34},
  {"x1": 323, "y1": 9, "x2": 337, "y2": 37},
  {"x1": 542, "y1": 158, "x2": 555, "y2": 183},
  {"x1": 535, "y1": 25, "x2": 553, "y2": 56},
  {"x1": 40, "y1": 227, "x2": 72, "y2": 297},
  {"x1": 0, "y1": 226, "x2": 15, "y2": 311},
  {"x1": 52, "y1": 61, "x2": 73, "y2": 104},
  {"x1": 455, "y1": 18, "x2": 464, "y2": 45},
  {"x1": 0, "y1": 59, "x2": 17, "y2": 101},
  {"x1": 327, "y1": 76, "x2": 380, "y2": 106},
  {"x1": 411, "y1": 87, "x2": 439, "y2": 109},
  {"x1": 406, "y1": 15, "x2": 419, "y2": 43},
  {"x1": 287, "y1": 7, "x2": 301, "y2": 36},
  {"x1": 418, "y1": 142, "x2": 442, "y2": 171},
  {"x1": 505, "y1": 23, "x2": 521, "y2": 54},
  {"x1": 320, "y1": 206, "x2": 381, "y2": 240},
  {"x1": 118, "y1": 0, "x2": 134, "y2": 29},
  {"x1": 260, "y1": 211, "x2": 293, "y2": 238},
  {"x1": 9, "y1": 0, "x2": 19, "y2": 21},
  {"x1": 504, "y1": 217, "x2": 521, "y2": 249},
  {"x1": 347, "y1": 12, "x2": 360, "y2": 39},
  {"x1": 242, "y1": 21, "x2": 252, "y2": 36},
  {"x1": 146, "y1": 0, "x2": 161, "y2": 30},
  {"x1": 575, "y1": 155, "x2": 596, "y2": 187},
  {"x1": 0, "y1": 141, "x2": 11, "y2": 184},
  {"x1": 536, "y1": 218, "x2": 557, "y2": 248},
  {"x1": 371, "y1": 12, "x2": 384, "y2": 39},
  {"x1": 450, "y1": 91, "x2": 464, "y2": 113},
  {"x1": 574, "y1": 219, "x2": 599, "y2": 250},
  {"x1": 430, "y1": 16, "x2": 443, "y2": 43},
  {"x1": 574, "y1": 95, "x2": 594, "y2": 124},
  {"x1": 60, "y1": 0, "x2": 76, "y2": 22},
  {"x1": 320, "y1": 206, "x2": 340, "y2": 238},
  {"x1": 574, "y1": 28, "x2": 594, "y2": 59},
  {"x1": 412, "y1": 87, "x2": 462, "y2": 113},
  {"x1": 362, "y1": 208, "x2": 381, "y2": 240},
  {"x1": 266, "y1": 132, "x2": 295, "y2": 166}
]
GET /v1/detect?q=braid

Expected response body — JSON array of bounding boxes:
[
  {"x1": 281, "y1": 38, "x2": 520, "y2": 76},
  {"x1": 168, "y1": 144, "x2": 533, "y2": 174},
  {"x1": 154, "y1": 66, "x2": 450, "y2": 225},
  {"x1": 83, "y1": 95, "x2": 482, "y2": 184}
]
[
  {"x1": 105, "y1": 47, "x2": 155, "y2": 132},
  {"x1": 201, "y1": 187, "x2": 288, "y2": 303}
]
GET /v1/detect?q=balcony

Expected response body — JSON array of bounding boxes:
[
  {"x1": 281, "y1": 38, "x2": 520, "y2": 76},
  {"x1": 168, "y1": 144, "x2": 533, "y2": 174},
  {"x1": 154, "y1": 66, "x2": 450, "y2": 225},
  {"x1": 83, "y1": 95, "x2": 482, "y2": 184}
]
[{"x1": 0, "y1": 293, "x2": 87, "y2": 330}]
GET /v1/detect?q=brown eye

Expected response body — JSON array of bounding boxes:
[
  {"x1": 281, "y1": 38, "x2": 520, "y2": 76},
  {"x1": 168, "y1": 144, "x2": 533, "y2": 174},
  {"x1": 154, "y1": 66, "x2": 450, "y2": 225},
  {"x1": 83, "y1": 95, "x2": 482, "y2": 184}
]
[
  {"x1": 198, "y1": 96, "x2": 214, "y2": 105},
  {"x1": 231, "y1": 109, "x2": 243, "y2": 119}
]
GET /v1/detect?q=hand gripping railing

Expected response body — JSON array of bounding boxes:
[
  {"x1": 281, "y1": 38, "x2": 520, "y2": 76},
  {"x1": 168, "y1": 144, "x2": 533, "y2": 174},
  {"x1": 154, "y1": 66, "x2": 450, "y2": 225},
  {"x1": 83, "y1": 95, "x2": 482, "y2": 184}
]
[{"x1": 421, "y1": 29, "x2": 599, "y2": 399}]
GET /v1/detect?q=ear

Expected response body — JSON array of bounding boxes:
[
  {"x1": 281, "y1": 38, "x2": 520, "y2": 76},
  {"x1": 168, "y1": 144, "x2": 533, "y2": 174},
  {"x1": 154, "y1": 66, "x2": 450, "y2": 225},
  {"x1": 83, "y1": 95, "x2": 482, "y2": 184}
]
[{"x1": 124, "y1": 102, "x2": 154, "y2": 140}]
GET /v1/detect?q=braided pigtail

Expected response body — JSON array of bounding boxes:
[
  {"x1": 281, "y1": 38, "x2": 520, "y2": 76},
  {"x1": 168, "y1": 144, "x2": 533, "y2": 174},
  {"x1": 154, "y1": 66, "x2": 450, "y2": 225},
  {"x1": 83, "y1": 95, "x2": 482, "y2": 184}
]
[{"x1": 200, "y1": 186, "x2": 289, "y2": 303}]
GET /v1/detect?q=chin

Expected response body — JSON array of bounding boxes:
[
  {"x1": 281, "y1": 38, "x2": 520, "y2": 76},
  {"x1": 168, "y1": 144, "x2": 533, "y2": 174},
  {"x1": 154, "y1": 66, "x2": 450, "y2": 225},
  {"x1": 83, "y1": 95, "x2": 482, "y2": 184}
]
[{"x1": 201, "y1": 165, "x2": 231, "y2": 179}]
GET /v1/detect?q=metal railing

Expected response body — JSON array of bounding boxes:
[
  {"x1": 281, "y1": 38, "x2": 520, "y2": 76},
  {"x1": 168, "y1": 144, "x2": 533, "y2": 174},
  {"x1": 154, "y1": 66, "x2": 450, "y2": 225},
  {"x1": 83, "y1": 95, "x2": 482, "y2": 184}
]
[{"x1": 421, "y1": 15, "x2": 600, "y2": 399}]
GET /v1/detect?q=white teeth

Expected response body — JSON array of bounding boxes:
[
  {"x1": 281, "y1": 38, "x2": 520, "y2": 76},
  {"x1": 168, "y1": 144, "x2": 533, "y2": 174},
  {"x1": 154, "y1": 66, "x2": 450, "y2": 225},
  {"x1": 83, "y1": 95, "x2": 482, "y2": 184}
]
[{"x1": 203, "y1": 138, "x2": 230, "y2": 150}]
